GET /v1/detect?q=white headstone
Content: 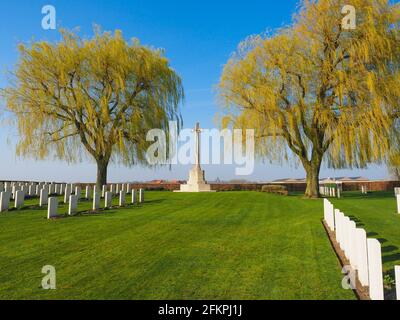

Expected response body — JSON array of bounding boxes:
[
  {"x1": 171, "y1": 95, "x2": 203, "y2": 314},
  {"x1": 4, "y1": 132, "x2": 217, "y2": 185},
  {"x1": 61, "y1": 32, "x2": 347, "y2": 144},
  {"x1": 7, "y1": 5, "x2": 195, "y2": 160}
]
[
  {"x1": 75, "y1": 186, "x2": 81, "y2": 198},
  {"x1": 102, "y1": 185, "x2": 107, "y2": 198},
  {"x1": 11, "y1": 186, "x2": 18, "y2": 200},
  {"x1": 85, "y1": 186, "x2": 92, "y2": 200},
  {"x1": 355, "y1": 228, "x2": 369, "y2": 287},
  {"x1": 0, "y1": 191, "x2": 10, "y2": 212},
  {"x1": 105, "y1": 192, "x2": 112, "y2": 208},
  {"x1": 28, "y1": 185, "x2": 35, "y2": 196},
  {"x1": 323, "y1": 199, "x2": 335, "y2": 231},
  {"x1": 93, "y1": 191, "x2": 100, "y2": 211},
  {"x1": 119, "y1": 191, "x2": 125, "y2": 207},
  {"x1": 40, "y1": 188, "x2": 49, "y2": 207},
  {"x1": 110, "y1": 184, "x2": 115, "y2": 195},
  {"x1": 125, "y1": 183, "x2": 131, "y2": 194},
  {"x1": 328, "y1": 202, "x2": 335, "y2": 231},
  {"x1": 131, "y1": 189, "x2": 136, "y2": 204},
  {"x1": 139, "y1": 189, "x2": 144, "y2": 203},
  {"x1": 59, "y1": 184, "x2": 65, "y2": 195},
  {"x1": 323, "y1": 199, "x2": 329, "y2": 223},
  {"x1": 367, "y1": 238, "x2": 384, "y2": 300},
  {"x1": 68, "y1": 195, "x2": 78, "y2": 216},
  {"x1": 334, "y1": 209, "x2": 341, "y2": 243},
  {"x1": 342, "y1": 216, "x2": 351, "y2": 257},
  {"x1": 348, "y1": 220, "x2": 357, "y2": 269},
  {"x1": 397, "y1": 195, "x2": 400, "y2": 214},
  {"x1": 47, "y1": 197, "x2": 58, "y2": 219},
  {"x1": 64, "y1": 184, "x2": 71, "y2": 204},
  {"x1": 50, "y1": 183, "x2": 56, "y2": 195},
  {"x1": 15, "y1": 190, "x2": 25, "y2": 209},
  {"x1": 395, "y1": 187, "x2": 400, "y2": 196},
  {"x1": 395, "y1": 266, "x2": 400, "y2": 301}
]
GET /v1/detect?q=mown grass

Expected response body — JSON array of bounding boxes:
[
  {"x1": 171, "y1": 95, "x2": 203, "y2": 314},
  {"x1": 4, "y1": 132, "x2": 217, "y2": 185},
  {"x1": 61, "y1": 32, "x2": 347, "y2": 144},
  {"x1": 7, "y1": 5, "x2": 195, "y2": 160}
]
[{"x1": 0, "y1": 191, "x2": 355, "y2": 300}]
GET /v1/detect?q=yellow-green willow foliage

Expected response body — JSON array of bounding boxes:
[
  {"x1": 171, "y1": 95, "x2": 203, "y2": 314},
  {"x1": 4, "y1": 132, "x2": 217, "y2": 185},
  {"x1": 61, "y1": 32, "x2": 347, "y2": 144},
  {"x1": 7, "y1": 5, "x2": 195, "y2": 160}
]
[
  {"x1": 2, "y1": 28, "x2": 184, "y2": 188},
  {"x1": 219, "y1": 0, "x2": 400, "y2": 198}
]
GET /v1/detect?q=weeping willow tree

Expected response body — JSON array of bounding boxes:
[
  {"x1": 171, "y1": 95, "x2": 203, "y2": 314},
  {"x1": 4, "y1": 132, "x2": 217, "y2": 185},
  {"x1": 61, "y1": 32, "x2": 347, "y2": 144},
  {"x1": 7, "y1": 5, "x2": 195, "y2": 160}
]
[
  {"x1": 2, "y1": 28, "x2": 184, "y2": 189},
  {"x1": 219, "y1": 0, "x2": 400, "y2": 198}
]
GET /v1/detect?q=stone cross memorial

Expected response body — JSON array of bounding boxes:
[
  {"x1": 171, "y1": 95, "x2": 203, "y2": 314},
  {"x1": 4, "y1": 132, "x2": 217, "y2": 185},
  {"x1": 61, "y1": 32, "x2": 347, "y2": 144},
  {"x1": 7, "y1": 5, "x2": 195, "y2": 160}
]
[{"x1": 176, "y1": 122, "x2": 214, "y2": 193}]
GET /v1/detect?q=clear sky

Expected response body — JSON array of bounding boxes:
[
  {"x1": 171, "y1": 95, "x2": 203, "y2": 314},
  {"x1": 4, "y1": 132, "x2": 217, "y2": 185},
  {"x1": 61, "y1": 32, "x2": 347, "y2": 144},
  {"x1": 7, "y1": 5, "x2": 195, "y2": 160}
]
[{"x1": 0, "y1": 0, "x2": 389, "y2": 183}]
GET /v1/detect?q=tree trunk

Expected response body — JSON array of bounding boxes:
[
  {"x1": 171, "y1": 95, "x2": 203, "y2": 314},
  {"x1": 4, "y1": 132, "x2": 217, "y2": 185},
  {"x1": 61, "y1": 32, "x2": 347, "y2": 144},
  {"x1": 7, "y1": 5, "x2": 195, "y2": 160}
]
[
  {"x1": 304, "y1": 154, "x2": 323, "y2": 199},
  {"x1": 96, "y1": 158, "x2": 108, "y2": 191}
]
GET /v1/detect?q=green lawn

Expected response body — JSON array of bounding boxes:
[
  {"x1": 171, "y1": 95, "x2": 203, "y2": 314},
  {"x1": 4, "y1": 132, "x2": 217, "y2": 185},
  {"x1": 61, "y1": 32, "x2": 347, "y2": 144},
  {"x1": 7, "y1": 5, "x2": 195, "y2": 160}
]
[
  {"x1": 0, "y1": 191, "x2": 355, "y2": 300},
  {"x1": 330, "y1": 191, "x2": 400, "y2": 280}
]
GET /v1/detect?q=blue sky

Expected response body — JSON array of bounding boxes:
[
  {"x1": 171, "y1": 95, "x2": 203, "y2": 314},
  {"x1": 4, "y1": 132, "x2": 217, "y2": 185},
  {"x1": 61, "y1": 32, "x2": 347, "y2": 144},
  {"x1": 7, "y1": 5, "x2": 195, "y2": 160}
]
[{"x1": 0, "y1": 0, "x2": 388, "y2": 182}]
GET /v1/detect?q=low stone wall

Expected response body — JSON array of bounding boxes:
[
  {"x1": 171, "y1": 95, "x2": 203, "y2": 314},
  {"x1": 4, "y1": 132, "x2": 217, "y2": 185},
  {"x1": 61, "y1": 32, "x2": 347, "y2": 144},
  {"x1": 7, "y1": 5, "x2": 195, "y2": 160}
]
[
  {"x1": 125, "y1": 182, "x2": 308, "y2": 192},
  {"x1": 127, "y1": 181, "x2": 400, "y2": 192},
  {"x1": 3, "y1": 180, "x2": 400, "y2": 192}
]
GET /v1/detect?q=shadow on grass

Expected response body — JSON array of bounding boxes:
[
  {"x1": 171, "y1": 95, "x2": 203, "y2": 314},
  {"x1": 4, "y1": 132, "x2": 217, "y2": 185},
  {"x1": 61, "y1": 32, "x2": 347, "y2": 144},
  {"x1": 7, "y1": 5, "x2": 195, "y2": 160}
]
[
  {"x1": 383, "y1": 252, "x2": 400, "y2": 264},
  {"x1": 49, "y1": 200, "x2": 163, "y2": 220}
]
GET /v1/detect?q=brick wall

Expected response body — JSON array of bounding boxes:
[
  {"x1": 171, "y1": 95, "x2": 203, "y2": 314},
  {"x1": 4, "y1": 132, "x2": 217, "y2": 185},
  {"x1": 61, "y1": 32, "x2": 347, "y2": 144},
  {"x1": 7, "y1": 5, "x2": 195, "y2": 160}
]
[{"x1": 126, "y1": 181, "x2": 400, "y2": 192}]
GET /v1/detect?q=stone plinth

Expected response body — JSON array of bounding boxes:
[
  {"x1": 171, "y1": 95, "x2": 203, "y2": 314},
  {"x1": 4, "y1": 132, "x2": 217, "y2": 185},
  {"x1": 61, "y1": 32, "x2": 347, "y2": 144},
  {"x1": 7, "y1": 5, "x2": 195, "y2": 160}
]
[{"x1": 176, "y1": 166, "x2": 215, "y2": 193}]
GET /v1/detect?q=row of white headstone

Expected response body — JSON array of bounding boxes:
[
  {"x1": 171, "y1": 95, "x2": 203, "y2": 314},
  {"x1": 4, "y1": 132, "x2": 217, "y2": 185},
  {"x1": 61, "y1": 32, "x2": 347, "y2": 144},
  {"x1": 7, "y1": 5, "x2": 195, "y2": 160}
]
[
  {"x1": 0, "y1": 181, "x2": 63, "y2": 199},
  {"x1": 0, "y1": 182, "x2": 85, "y2": 212},
  {"x1": 0, "y1": 181, "x2": 137, "y2": 199},
  {"x1": 324, "y1": 198, "x2": 400, "y2": 300},
  {"x1": 320, "y1": 186, "x2": 341, "y2": 198},
  {"x1": 47, "y1": 188, "x2": 145, "y2": 219},
  {"x1": 0, "y1": 181, "x2": 144, "y2": 214}
]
